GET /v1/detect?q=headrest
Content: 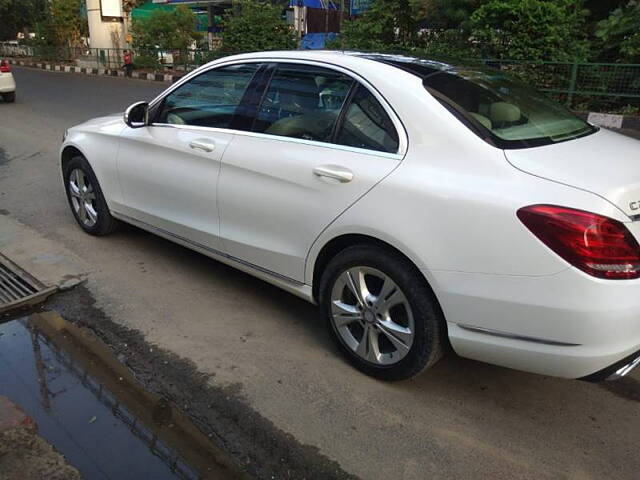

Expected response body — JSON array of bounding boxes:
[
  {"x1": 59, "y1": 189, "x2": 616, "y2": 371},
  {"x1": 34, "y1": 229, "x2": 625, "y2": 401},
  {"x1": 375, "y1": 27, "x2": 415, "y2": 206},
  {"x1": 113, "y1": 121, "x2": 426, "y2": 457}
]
[{"x1": 490, "y1": 102, "x2": 521, "y2": 123}]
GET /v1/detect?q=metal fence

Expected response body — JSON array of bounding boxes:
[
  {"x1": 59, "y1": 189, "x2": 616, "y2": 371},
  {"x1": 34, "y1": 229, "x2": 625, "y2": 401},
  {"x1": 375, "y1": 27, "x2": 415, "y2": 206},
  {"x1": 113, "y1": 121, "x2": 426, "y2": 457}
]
[
  {"x1": 0, "y1": 44, "x2": 223, "y2": 71},
  {"x1": 2, "y1": 43, "x2": 639, "y2": 110},
  {"x1": 481, "y1": 59, "x2": 640, "y2": 110}
]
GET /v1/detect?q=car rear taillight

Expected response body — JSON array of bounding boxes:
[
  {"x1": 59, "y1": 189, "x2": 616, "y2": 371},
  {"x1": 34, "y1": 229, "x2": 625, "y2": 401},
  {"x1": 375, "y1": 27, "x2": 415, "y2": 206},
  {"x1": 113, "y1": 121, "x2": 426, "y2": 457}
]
[
  {"x1": 0, "y1": 60, "x2": 10, "y2": 73},
  {"x1": 517, "y1": 205, "x2": 640, "y2": 279}
]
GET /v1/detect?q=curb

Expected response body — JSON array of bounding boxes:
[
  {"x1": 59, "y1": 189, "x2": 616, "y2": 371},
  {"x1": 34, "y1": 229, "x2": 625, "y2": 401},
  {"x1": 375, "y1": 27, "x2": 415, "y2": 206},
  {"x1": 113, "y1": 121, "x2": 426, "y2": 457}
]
[
  {"x1": 576, "y1": 111, "x2": 640, "y2": 130},
  {"x1": 6, "y1": 58, "x2": 184, "y2": 84}
]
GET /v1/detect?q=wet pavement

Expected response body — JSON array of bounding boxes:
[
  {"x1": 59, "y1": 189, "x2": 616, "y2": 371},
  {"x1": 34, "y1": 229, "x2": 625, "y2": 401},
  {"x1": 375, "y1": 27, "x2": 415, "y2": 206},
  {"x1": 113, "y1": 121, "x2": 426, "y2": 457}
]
[{"x1": 0, "y1": 312, "x2": 244, "y2": 480}]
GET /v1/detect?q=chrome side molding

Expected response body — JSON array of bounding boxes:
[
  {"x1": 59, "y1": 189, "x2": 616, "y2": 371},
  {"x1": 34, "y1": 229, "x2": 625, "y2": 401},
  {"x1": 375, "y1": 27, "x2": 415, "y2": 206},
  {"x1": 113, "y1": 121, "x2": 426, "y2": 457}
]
[
  {"x1": 458, "y1": 324, "x2": 581, "y2": 347},
  {"x1": 112, "y1": 212, "x2": 304, "y2": 287}
]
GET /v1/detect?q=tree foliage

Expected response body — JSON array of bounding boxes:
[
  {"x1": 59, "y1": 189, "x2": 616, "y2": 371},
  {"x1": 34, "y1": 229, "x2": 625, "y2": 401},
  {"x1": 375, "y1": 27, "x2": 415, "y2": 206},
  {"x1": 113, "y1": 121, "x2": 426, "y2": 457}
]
[
  {"x1": 595, "y1": 0, "x2": 640, "y2": 62},
  {"x1": 470, "y1": 0, "x2": 589, "y2": 61},
  {"x1": 334, "y1": 0, "x2": 624, "y2": 62},
  {"x1": 123, "y1": 0, "x2": 146, "y2": 13},
  {"x1": 47, "y1": 0, "x2": 88, "y2": 47},
  {"x1": 221, "y1": 0, "x2": 296, "y2": 53},
  {"x1": 132, "y1": 5, "x2": 203, "y2": 51},
  {"x1": 331, "y1": 0, "x2": 419, "y2": 50},
  {"x1": 0, "y1": 0, "x2": 86, "y2": 46},
  {"x1": 0, "y1": 0, "x2": 47, "y2": 41},
  {"x1": 418, "y1": 0, "x2": 487, "y2": 31}
]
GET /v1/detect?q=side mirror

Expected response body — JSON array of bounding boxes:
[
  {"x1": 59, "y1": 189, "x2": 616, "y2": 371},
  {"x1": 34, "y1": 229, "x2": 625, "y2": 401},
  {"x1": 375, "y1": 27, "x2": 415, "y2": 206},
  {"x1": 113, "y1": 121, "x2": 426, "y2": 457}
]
[{"x1": 124, "y1": 101, "x2": 149, "y2": 128}]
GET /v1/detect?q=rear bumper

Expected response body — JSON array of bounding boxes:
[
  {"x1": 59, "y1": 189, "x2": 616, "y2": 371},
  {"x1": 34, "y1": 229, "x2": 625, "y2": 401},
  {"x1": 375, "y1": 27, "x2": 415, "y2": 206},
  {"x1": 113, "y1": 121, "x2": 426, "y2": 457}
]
[
  {"x1": 429, "y1": 267, "x2": 640, "y2": 379},
  {"x1": 581, "y1": 349, "x2": 640, "y2": 382},
  {"x1": 0, "y1": 73, "x2": 16, "y2": 93}
]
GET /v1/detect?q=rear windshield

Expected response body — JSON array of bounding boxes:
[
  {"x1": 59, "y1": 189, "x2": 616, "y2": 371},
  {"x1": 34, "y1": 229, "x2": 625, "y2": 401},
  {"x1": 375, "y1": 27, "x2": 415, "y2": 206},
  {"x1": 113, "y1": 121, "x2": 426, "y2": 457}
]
[{"x1": 424, "y1": 69, "x2": 596, "y2": 149}]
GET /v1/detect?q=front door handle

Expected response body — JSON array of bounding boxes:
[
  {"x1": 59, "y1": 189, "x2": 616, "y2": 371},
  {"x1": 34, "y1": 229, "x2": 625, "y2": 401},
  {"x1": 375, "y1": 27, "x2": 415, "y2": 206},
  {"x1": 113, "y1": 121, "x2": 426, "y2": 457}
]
[
  {"x1": 313, "y1": 165, "x2": 354, "y2": 183},
  {"x1": 189, "y1": 139, "x2": 215, "y2": 153}
]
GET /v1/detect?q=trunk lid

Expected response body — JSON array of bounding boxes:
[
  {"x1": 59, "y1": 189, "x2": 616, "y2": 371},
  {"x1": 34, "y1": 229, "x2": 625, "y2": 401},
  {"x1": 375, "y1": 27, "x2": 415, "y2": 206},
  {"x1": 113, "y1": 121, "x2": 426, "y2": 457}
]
[{"x1": 505, "y1": 128, "x2": 640, "y2": 218}]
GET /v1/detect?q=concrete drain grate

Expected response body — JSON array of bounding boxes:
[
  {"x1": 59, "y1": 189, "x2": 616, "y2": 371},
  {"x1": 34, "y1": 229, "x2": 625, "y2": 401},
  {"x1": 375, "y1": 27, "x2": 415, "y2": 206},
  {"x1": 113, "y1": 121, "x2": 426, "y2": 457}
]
[{"x1": 0, "y1": 253, "x2": 57, "y2": 315}]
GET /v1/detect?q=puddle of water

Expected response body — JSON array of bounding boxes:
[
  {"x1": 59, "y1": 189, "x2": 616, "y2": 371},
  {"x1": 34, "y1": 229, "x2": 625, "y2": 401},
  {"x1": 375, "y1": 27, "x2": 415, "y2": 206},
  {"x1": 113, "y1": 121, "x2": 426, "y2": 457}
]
[{"x1": 0, "y1": 312, "x2": 246, "y2": 480}]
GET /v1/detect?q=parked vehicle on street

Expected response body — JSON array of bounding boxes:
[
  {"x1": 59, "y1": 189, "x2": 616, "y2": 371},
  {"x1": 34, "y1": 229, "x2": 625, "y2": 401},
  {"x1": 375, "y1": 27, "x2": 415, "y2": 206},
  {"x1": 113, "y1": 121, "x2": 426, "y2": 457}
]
[
  {"x1": 60, "y1": 51, "x2": 640, "y2": 381},
  {"x1": 0, "y1": 59, "x2": 16, "y2": 103}
]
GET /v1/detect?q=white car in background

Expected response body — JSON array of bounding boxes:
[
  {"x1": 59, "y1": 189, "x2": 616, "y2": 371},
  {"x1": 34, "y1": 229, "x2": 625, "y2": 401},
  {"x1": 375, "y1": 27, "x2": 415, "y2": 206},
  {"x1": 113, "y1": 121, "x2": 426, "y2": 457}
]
[
  {"x1": 0, "y1": 59, "x2": 16, "y2": 103},
  {"x1": 60, "y1": 51, "x2": 640, "y2": 382}
]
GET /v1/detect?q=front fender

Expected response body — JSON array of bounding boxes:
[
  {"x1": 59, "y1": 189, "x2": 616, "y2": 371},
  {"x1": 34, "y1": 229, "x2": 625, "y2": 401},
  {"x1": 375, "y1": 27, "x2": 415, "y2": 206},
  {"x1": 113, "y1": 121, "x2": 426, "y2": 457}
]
[{"x1": 60, "y1": 119, "x2": 126, "y2": 210}]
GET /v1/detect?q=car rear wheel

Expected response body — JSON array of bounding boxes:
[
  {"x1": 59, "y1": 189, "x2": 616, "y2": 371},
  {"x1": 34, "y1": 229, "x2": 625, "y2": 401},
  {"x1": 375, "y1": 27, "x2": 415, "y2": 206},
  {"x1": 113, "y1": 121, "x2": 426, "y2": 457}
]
[
  {"x1": 63, "y1": 155, "x2": 118, "y2": 236},
  {"x1": 2, "y1": 92, "x2": 15, "y2": 103},
  {"x1": 319, "y1": 245, "x2": 446, "y2": 380}
]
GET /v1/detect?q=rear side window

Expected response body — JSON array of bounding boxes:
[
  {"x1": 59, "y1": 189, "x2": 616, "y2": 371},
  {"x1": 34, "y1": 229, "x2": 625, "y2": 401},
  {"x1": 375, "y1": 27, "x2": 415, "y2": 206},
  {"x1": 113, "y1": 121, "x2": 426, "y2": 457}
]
[
  {"x1": 253, "y1": 63, "x2": 354, "y2": 143},
  {"x1": 335, "y1": 85, "x2": 399, "y2": 153},
  {"x1": 156, "y1": 63, "x2": 259, "y2": 128}
]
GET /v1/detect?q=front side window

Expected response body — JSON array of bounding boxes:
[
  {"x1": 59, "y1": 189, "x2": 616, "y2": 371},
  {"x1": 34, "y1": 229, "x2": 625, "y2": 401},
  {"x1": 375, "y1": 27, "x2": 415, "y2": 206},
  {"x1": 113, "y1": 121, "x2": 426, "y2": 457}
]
[
  {"x1": 335, "y1": 85, "x2": 399, "y2": 153},
  {"x1": 156, "y1": 63, "x2": 259, "y2": 128},
  {"x1": 424, "y1": 69, "x2": 595, "y2": 148},
  {"x1": 253, "y1": 63, "x2": 354, "y2": 143}
]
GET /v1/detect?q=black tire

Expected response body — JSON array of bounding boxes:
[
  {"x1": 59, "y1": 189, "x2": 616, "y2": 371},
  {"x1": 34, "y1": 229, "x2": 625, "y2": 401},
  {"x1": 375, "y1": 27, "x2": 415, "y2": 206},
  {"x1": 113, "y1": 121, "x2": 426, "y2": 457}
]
[
  {"x1": 2, "y1": 92, "x2": 15, "y2": 103},
  {"x1": 319, "y1": 245, "x2": 446, "y2": 381},
  {"x1": 63, "y1": 155, "x2": 118, "y2": 236}
]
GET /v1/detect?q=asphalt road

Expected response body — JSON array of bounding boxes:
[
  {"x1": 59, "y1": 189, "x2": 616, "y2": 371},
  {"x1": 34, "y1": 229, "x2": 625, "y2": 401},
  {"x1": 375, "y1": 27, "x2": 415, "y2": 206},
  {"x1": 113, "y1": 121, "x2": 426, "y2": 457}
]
[{"x1": 2, "y1": 66, "x2": 640, "y2": 479}]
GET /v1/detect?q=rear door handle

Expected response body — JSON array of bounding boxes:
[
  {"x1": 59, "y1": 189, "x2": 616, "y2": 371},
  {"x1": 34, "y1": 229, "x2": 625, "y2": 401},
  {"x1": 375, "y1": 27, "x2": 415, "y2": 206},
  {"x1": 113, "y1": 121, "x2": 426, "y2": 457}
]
[
  {"x1": 313, "y1": 165, "x2": 354, "y2": 183},
  {"x1": 189, "y1": 139, "x2": 215, "y2": 153}
]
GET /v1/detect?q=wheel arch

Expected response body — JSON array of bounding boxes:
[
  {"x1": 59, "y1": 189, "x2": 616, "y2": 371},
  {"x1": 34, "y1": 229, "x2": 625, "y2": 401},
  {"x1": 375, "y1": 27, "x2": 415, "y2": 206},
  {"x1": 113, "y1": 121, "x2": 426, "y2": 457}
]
[
  {"x1": 61, "y1": 144, "x2": 88, "y2": 172},
  {"x1": 60, "y1": 142, "x2": 119, "y2": 213},
  {"x1": 310, "y1": 232, "x2": 451, "y2": 357},
  {"x1": 311, "y1": 233, "x2": 437, "y2": 304}
]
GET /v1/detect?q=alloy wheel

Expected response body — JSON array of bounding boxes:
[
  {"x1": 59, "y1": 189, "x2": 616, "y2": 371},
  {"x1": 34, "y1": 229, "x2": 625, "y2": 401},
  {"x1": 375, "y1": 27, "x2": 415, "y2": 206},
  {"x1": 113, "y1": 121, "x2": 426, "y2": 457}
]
[
  {"x1": 68, "y1": 168, "x2": 98, "y2": 227},
  {"x1": 330, "y1": 266, "x2": 415, "y2": 365}
]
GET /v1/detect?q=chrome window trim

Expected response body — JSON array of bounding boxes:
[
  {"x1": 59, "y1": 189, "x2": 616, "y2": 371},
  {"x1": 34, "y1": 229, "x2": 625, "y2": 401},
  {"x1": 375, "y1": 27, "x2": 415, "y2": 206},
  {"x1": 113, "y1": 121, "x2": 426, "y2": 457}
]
[
  {"x1": 147, "y1": 57, "x2": 409, "y2": 157},
  {"x1": 147, "y1": 59, "x2": 267, "y2": 108},
  {"x1": 150, "y1": 122, "x2": 404, "y2": 160}
]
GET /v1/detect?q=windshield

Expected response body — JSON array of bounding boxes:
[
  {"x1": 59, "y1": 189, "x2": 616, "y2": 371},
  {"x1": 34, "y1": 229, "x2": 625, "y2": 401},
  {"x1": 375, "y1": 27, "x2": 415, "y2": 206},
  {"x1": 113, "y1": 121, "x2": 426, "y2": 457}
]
[{"x1": 424, "y1": 69, "x2": 596, "y2": 148}]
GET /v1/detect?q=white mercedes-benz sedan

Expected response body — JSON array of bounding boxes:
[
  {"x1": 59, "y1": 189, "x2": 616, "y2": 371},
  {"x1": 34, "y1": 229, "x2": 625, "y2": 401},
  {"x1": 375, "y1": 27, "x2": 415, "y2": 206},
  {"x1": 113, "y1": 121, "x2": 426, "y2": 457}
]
[{"x1": 60, "y1": 50, "x2": 640, "y2": 381}]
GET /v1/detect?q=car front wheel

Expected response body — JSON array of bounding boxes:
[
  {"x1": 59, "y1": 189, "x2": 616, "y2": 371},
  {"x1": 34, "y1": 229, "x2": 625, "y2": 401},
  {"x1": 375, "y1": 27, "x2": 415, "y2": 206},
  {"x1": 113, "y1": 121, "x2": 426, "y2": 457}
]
[
  {"x1": 63, "y1": 155, "x2": 118, "y2": 236},
  {"x1": 320, "y1": 245, "x2": 446, "y2": 380}
]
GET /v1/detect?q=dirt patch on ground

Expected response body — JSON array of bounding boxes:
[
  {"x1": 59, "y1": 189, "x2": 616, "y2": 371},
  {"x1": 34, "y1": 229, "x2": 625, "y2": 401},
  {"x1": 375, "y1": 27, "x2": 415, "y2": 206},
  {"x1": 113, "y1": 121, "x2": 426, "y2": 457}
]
[
  {"x1": 0, "y1": 426, "x2": 81, "y2": 480},
  {"x1": 0, "y1": 401, "x2": 81, "y2": 480},
  {"x1": 42, "y1": 285, "x2": 357, "y2": 480}
]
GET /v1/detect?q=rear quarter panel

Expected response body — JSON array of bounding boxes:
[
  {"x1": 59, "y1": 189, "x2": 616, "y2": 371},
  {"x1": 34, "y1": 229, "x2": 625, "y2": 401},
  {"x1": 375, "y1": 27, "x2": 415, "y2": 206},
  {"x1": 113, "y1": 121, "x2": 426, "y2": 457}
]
[{"x1": 304, "y1": 83, "x2": 629, "y2": 284}]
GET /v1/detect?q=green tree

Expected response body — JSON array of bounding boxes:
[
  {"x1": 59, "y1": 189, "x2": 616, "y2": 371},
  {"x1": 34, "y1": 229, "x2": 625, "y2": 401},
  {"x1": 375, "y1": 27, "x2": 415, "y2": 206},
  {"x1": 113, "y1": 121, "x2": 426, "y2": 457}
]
[
  {"x1": 48, "y1": 0, "x2": 88, "y2": 46},
  {"x1": 221, "y1": 0, "x2": 296, "y2": 53},
  {"x1": 0, "y1": 0, "x2": 47, "y2": 41},
  {"x1": 123, "y1": 0, "x2": 146, "y2": 13},
  {"x1": 418, "y1": 0, "x2": 487, "y2": 30},
  {"x1": 470, "y1": 0, "x2": 589, "y2": 61},
  {"x1": 595, "y1": 0, "x2": 640, "y2": 62},
  {"x1": 132, "y1": 4, "x2": 202, "y2": 51},
  {"x1": 332, "y1": 0, "x2": 420, "y2": 50}
]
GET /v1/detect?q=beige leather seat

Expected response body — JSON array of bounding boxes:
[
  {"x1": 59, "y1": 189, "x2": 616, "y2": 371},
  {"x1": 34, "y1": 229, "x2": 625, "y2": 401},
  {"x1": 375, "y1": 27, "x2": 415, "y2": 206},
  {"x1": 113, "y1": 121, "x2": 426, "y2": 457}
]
[
  {"x1": 265, "y1": 110, "x2": 338, "y2": 140},
  {"x1": 468, "y1": 112, "x2": 492, "y2": 130}
]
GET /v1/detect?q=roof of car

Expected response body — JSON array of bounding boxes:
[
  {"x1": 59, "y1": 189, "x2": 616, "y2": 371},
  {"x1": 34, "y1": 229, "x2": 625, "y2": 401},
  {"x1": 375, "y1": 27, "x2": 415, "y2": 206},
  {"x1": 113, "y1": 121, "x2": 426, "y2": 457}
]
[{"x1": 220, "y1": 50, "x2": 466, "y2": 78}]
